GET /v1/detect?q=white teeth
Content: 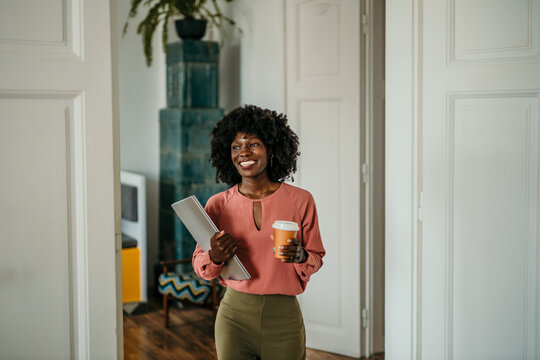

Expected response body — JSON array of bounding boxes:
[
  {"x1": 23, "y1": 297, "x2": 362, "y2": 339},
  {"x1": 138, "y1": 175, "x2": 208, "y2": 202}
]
[{"x1": 240, "y1": 161, "x2": 255, "y2": 166}]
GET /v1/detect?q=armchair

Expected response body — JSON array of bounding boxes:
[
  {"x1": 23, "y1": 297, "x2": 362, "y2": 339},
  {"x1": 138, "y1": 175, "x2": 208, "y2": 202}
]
[{"x1": 158, "y1": 258, "x2": 224, "y2": 327}]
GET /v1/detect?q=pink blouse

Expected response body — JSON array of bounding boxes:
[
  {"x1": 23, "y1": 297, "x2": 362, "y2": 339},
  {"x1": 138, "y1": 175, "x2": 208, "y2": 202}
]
[{"x1": 192, "y1": 183, "x2": 325, "y2": 295}]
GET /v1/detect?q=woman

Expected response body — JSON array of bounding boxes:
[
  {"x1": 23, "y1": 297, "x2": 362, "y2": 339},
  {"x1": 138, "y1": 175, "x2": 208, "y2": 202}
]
[{"x1": 192, "y1": 105, "x2": 325, "y2": 360}]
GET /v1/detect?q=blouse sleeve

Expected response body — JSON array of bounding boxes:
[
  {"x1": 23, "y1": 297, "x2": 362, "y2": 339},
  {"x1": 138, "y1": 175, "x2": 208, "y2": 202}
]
[
  {"x1": 192, "y1": 244, "x2": 223, "y2": 280},
  {"x1": 192, "y1": 196, "x2": 224, "y2": 280},
  {"x1": 294, "y1": 194, "x2": 325, "y2": 285}
]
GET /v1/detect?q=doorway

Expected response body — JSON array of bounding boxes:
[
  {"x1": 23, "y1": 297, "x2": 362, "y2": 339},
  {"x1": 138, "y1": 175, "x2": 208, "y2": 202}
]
[{"x1": 115, "y1": 0, "x2": 386, "y2": 358}]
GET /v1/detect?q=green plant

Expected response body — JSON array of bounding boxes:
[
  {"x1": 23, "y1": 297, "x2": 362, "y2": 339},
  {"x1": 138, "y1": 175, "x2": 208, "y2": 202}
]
[{"x1": 124, "y1": 0, "x2": 239, "y2": 66}]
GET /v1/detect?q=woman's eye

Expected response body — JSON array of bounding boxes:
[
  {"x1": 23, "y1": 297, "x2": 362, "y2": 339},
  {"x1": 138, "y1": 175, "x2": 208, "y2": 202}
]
[
  {"x1": 232, "y1": 145, "x2": 240, "y2": 150},
  {"x1": 250, "y1": 143, "x2": 259, "y2": 148}
]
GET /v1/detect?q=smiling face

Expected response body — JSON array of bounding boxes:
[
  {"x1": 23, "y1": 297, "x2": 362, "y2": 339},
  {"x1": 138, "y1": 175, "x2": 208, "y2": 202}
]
[{"x1": 231, "y1": 132, "x2": 270, "y2": 181}]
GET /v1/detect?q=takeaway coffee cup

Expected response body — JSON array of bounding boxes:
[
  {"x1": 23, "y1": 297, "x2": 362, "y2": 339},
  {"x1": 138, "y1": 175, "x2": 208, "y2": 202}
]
[{"x1": 272, "y1": 220, "x2": 300, "y2": 259}]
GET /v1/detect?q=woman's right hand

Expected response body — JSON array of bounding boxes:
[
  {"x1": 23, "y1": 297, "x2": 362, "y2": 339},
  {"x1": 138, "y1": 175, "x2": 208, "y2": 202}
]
[{"x1": 209, "y1": 230, "x2": 238, "y2": 264}]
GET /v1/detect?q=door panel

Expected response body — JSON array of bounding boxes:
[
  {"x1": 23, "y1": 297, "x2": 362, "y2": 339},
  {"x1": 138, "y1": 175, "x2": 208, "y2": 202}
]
[
  {"x1": 451, "y1": 0, "x2": 538, "y2": 62},
  {"x1": 449, "y1": 94, "x2": 538, "y2": 359},
  {"x1": 0, "y1": 96, "x2": 76, "y2": 359},
  {"x1": 0, "y1": 0, "x2": 82, "y2": 58}
]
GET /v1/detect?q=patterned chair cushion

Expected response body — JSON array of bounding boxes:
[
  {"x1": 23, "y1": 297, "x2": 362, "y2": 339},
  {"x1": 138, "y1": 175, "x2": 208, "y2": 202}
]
[{"x1": 158, "y1": 272, "x2": 224, "y2": 305}]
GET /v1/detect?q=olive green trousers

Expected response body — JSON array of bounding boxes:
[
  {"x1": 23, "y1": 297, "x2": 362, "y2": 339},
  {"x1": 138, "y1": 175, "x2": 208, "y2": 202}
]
[{"x1": 214, "y1": 287, "x2": 306, "y2": 360}]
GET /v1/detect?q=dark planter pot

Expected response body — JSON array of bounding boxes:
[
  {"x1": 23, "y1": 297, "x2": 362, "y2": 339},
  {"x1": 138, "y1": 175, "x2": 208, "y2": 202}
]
[{"x1": 175, "y1": 18, "x2": 207, "y2": 40}]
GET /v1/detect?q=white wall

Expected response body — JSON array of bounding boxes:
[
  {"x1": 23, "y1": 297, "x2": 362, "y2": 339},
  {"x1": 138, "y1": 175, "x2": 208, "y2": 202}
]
[{"x1": 117, "y1": 0, "x2": 166, "y2": 289}]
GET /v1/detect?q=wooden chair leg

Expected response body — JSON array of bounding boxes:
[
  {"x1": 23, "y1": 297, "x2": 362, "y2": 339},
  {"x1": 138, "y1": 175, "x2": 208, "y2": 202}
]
[
  {"x1": 163, "y1": 293, "x2": 169, "y2": 328},
  {"x1": 162, "y1": 264, "x2": 169, "y2": 328}
]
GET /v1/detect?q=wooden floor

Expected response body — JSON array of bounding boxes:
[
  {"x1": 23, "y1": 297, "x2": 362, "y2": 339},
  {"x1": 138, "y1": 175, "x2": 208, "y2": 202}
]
[{"x1": 123, "y1": 298, "x2": 378, "y2": 360}]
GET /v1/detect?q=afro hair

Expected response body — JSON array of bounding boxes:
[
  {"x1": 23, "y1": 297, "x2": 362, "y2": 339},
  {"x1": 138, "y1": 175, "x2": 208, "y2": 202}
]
[{"x1": 210, "y1": 105, "x2": 300, "y2": 186}]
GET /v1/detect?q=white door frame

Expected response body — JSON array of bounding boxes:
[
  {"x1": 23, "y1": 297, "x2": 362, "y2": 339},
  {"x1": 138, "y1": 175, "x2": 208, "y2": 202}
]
[
  {"x1": 385, "y1": 0, "x2": 421, "y2": 358},
  {"x1": 110, "y1": 0, "x2": 124, "y2": 358},
  {"x1": 362, "y1": 0, "x2": 373, "y2": 355}
]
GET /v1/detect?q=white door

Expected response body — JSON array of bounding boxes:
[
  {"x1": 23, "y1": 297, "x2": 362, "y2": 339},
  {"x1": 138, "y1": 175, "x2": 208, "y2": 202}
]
[
  {"x1": 387, "y1": 0, "x2": 540, "y2": 358},
  {"x1": 285, "y1": 0, "x2": 362, "y2": 357},
  {"x1": 0, "y1": 1, "x2": 119, "y2": 359}
]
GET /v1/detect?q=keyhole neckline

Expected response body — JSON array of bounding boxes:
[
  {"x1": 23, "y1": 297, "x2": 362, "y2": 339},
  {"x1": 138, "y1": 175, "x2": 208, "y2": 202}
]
[{"x1": 252, "y1": 201, "x2": 263, "y2": 231}]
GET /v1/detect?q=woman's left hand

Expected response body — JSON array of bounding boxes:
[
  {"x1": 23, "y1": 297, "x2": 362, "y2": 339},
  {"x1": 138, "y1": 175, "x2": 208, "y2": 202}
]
[{"x1": 278, "y1": 238, "x2": 308, "y2": 263}]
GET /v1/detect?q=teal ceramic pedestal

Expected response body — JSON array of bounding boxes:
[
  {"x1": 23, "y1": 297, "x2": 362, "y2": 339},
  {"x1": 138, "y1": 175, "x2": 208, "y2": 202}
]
[{"x1": 159, "y1": 40, "x2": 227, "y2": 264}]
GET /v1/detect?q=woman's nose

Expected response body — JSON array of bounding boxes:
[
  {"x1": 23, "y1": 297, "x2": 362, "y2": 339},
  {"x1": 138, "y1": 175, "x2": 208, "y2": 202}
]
[{"x1": 239, "y1": 146, "x2": 250, "y2": 155}]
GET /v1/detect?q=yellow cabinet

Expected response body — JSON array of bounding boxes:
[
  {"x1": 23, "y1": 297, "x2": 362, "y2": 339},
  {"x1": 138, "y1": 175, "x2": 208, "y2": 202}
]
[{"x1": 122, "y1": 247, "x2": 141, "y2": 303}]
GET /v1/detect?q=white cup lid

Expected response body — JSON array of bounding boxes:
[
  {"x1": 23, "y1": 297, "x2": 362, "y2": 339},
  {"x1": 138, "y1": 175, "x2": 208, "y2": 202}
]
[{"x1": 272, "y1": 220, "x2": 299, "y2": 231}]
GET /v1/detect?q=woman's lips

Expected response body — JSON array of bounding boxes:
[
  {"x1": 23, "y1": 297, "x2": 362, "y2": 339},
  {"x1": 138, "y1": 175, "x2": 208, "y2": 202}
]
[{"x1": 239, "y1": 160, "x2": 256, "y2": 169}]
